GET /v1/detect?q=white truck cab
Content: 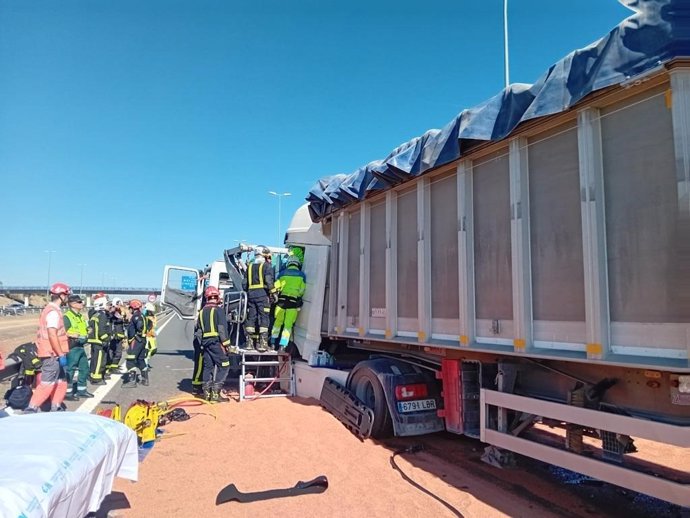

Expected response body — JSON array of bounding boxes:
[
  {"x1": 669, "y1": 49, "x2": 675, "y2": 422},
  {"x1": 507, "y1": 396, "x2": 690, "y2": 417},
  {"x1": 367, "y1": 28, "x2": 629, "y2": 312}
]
[{"x1": 161, "y1": 244, "x2": 289, "y2": 321}]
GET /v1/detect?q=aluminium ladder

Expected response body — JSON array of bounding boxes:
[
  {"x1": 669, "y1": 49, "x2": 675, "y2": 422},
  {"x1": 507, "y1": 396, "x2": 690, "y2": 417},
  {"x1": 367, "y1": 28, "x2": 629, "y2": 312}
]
[{"x1": 238, "y1": 349, "x2": 294, "y2": 401}]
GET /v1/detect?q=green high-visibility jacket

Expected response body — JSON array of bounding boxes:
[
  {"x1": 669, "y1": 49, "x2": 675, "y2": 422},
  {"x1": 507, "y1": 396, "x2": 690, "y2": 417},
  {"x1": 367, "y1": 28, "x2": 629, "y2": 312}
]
[
  {"x1": 64, "y1": 309, "x2": 88, "y2": 337},
  {"x1": 275, "y1": 265, "x2": 306, "y2": 299}
]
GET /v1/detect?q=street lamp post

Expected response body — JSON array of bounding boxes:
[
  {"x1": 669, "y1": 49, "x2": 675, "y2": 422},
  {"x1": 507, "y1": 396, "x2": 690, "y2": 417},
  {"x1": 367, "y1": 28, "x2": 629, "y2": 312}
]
[
  {"x1": 503, "y1": 0, "x2": 510, "y2": 89},
  {"x1": 78, "y1": 263, "x2": 86, "y2": 294},
  {"x1": 268, "y1": 191, "x2": 291, "y2": 244},
  {"x1": 44, "y1": 250, "x2": 56, "y2": 297}
]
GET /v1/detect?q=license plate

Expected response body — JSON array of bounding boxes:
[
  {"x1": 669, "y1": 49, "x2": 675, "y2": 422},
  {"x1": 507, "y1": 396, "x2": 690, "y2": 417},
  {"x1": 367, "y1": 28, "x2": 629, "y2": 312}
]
[{"x1": 397, "y1": 398, "x2": 437, "y2": 413}]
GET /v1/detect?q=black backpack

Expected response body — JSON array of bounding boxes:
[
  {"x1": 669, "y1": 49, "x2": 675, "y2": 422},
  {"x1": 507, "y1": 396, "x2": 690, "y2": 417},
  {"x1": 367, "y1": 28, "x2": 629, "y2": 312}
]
[{"x1": 5, "y1": 381, "x2": 33, "y2": 410}]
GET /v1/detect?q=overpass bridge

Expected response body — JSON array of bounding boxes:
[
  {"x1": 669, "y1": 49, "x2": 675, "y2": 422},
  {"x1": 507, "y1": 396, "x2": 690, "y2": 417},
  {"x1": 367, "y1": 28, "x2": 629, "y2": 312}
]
[{"x1": 2, "y1": 286, "x2": 160, "y2": 296}]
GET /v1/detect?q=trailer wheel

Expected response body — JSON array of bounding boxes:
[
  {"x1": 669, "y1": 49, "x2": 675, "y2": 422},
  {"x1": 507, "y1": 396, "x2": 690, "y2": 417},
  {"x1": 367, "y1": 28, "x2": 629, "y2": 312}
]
[{"x1": 349, "y1": 367, "x2": 393, "y2": 438}]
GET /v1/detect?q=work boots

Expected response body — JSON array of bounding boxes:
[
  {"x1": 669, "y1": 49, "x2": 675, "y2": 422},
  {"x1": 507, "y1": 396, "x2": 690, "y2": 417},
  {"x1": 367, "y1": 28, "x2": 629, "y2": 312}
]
[
  {"x1": 244, "y1": 333, "x2": 255, "y2": 351},
  {"x1": 211, "y1": 384, "x2": 230, "y2": 403},
  {"x1": 66, "y1": 384, "x2": 80, "y2": 401},
  {"x1": 141, "y1": 370, "x2": 150, "y2": 387},
  {"x1": 203, "y1": 386, "x2": 213, "y2": 401},
  {"x1": 257, "y1": 333, "x2": 269, "y2": 353},
  {"x1": 121, "y1": 371, "x2": 138, "y2": 388}
]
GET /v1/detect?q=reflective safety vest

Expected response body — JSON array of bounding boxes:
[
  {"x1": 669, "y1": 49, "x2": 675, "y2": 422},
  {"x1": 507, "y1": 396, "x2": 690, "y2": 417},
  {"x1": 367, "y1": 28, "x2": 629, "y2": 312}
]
[
  {"x1": 64, "y1": 309, "x2": 88, "y2": 337},
  {"x1": 248, "y1": 262, "x2": 266, "y2": 289},
  {"x1": 197, "y1": 305, "x2": 230, "y2": 346},
  {"x1": 36, "y1": 302, "x2": 69, "y2": 357},
  {"x1": 198, "y1": 306, "x2": 220, "y2": 338}
]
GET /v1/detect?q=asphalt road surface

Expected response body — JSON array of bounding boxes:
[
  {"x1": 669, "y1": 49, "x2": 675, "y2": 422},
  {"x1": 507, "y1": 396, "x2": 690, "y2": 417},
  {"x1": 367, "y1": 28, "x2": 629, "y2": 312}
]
[{"x1": 65, "y1": 310, "x2": 199, "y2": 413}]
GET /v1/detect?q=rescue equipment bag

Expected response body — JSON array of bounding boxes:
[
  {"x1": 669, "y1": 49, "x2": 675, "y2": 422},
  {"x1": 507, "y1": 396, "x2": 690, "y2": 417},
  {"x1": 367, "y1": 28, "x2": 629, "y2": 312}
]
[{"x1": 5, "y1": 382, "x2": 32, "y2": 410}]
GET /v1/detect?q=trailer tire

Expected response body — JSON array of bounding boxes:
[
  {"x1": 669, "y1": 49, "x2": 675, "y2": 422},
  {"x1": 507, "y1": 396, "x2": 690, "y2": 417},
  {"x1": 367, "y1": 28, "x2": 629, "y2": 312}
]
[{"x1": 348, "y1": 367, "x2": 393, "y2": 438}]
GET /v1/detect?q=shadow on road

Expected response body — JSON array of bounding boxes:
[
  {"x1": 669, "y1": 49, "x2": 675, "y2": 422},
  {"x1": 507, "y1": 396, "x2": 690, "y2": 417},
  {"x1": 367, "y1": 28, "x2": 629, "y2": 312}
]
[
  {"x1": 90, "y1": 491, "x2": 131, "y2": 518},
  {"x1": 154, "y1": 349, "x2": 195, "y2": 361}
]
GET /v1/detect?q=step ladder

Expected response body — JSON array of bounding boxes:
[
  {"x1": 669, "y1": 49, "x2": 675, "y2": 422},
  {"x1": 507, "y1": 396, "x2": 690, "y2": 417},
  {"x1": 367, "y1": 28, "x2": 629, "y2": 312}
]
[{"x1": 238, "y1": 349, "x2": 294, "y2": 401}]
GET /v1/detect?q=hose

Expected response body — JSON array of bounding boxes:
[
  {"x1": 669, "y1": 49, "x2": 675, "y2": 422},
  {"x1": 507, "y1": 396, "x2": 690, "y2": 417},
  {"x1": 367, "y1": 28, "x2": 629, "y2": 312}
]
[
  {"x1": 162, "y1": 396, "x2": 218, "y2": 420},
  {"x1": 390, "y1": 445, "x2": 465, "y2": 518},
  {"x1": 244, "y1": 356, "x2": 289, "y2": 402}
]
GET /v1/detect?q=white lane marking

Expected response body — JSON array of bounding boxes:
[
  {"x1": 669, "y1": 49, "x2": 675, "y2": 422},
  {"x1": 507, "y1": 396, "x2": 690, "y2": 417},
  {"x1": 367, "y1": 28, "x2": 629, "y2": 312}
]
[
  {"x1": 156, "y1": 311, "x2": 179, "y2": 336},
  {"x1": 76, "y1": 374, "x2": 122, "y2": 414},
  {"x1": 75, "y1": 312, "x2": 182, "y2": 414}
]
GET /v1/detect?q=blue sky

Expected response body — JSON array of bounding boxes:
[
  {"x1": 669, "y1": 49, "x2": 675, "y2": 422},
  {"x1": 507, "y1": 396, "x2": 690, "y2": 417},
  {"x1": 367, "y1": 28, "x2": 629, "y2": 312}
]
[{"x1": 0, "y1": 0, "x2": 631, "y2": 288}]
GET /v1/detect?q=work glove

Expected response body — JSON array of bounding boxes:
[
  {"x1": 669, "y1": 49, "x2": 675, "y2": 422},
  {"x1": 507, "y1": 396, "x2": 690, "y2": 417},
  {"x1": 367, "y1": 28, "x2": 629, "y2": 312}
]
[{"x1": 58, "y1": 355, "x2": 68, "y2": 367}]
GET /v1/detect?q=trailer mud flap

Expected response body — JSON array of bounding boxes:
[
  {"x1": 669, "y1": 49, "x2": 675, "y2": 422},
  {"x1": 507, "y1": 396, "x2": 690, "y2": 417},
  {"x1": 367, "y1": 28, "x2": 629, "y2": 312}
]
[{"x1": 320, "y1": 377, "x2": 374, "y2": 439}]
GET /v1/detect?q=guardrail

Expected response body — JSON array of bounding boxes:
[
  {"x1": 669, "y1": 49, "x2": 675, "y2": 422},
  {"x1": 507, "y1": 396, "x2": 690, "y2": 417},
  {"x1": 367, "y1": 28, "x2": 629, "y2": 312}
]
[
  {"x1": 2, "y1": 286, "x2": 160, "y2": 294},
  {"x1": 0, "y1": 356, "x2": 21, "y2": 384},
  {"x1": 0, "y1": 307, "x2": 41, "y2": 317}
]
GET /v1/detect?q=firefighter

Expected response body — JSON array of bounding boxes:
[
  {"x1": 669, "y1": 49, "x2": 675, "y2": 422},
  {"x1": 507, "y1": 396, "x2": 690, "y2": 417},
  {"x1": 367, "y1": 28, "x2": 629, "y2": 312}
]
[
  {"x1": 106, "y1": 297, "x2": 126, "y2": 375},
  {"x1": 123, "y1": 299, "x2": 148, "y2": 388},
  {"x1": 88, "y1": 296, "x2": 112, "y2": 385},
  {"x1": 271, "y1": 255, "x2": 306, "y2": 350},
  {"x1": 88, "y1": 292, "x2": 106, "y2": 319},
  {"x1": 143, "y1": 302, "x2": 157, "y2": 369},
  {"x1": 24, "y1": 282, "x2": 71, "y2": 413},
  {"x1": 64, "y1": 294, "x2": 94, "y2": 400},
  {"x1": 243, "y1": 245, "x2": 276, "y2": 352},
  {"x1": 195, "y1": 286, "x2": 235, "y2": 402},
  {"x1": 191, "y1": 334, "x2": 204, "y2": 396}
]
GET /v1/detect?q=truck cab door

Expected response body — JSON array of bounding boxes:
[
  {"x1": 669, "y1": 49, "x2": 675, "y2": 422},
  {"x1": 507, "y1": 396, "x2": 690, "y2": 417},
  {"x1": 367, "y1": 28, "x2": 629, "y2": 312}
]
[{"x1": 161, "y1": 265, "x2": 201, "y2": 319}]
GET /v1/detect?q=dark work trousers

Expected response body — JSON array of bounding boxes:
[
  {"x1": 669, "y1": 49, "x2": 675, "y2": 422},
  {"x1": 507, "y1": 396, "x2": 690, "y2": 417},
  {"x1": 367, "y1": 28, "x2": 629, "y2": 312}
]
[
  {"x1": 107, "y1": 338, "x2": 123, "y2": 370},
  {"x1": 202, "y1": 341, "x2": 230, "y2": 390},
  {"x1": 66, "y1": 344, "x2": 89, "y2": 390},
  {"x1": 192, "y1": 337, "x2": 204, "y2": 389},
  {"x1": 89, "y1": 343, "x2": 107, "y2": 380},
  {"x1": 246, "y1": 296, "x2": 271, "y2": 333},
  {"x1": 126, "y1": 339, "x2": 147, "y2": 373}
]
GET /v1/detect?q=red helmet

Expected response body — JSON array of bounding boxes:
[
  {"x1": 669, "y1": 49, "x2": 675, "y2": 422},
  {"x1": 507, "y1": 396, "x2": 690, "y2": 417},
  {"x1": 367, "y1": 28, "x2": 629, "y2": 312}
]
[
  {"x1": 129, "y1": 299, "x2": 143, "y2": 310},
  {"x1": 204, "y1": 286, "x2": 220, "y2": 300},
  {"x1": 49, "y1": 282, "x2": 71, "y2": 295}
]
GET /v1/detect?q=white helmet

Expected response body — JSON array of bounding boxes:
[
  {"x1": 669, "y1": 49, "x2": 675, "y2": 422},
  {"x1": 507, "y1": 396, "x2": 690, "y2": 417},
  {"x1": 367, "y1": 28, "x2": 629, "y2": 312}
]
[
  {"x1": 112, "y1": 297, "x2": 123, "y2": 306},
  {"x1": 144, "y1": 302, "x2": 156, "y2": 313},
  {"x1": 93, "y1": 296, "x2": 109, "y2": 310}
]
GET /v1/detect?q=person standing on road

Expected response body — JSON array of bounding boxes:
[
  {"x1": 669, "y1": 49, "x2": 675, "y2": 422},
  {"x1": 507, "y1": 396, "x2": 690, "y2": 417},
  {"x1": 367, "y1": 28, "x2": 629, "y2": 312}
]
[
  {"x1": 106, "y1": 298, "x2": 126, "y2": 376},
  {"x1": 64, "y1": 295, "x2": 94, "y2": 401},
  {"x1": 271, "y1": 255, "x2": 306, "y2": 351},
  {"x1": 195, "y1": 286, "x2": 235, "y2": 402},
  {"x1": 243, "y1": 246, "x2": 276, "y2": 352},
  {"x1": 88, "y1": 296, "x2": 112, "y2": 385},
  {"x1": 123, "y1": 299, "x2": 148, "y2": 388},
  {"x1": 24, "y1": 283, "x2": 71, "y2": 413},
  {"x1": 143, "y1": 302, "x2": 157, "y2": 370}
]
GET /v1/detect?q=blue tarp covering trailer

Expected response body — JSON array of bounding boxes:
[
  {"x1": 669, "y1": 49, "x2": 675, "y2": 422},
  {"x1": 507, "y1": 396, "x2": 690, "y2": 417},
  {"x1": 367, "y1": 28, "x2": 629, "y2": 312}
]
[{"x1": 307, "y1": 0, "x2": 690, "y2": 222}]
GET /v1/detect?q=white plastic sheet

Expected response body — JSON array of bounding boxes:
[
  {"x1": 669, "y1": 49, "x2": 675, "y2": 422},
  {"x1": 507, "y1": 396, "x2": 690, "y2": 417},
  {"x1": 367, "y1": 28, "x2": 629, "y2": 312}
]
[{"x1": 0, "y1": 412, "x2": 138, "y2": 518}]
